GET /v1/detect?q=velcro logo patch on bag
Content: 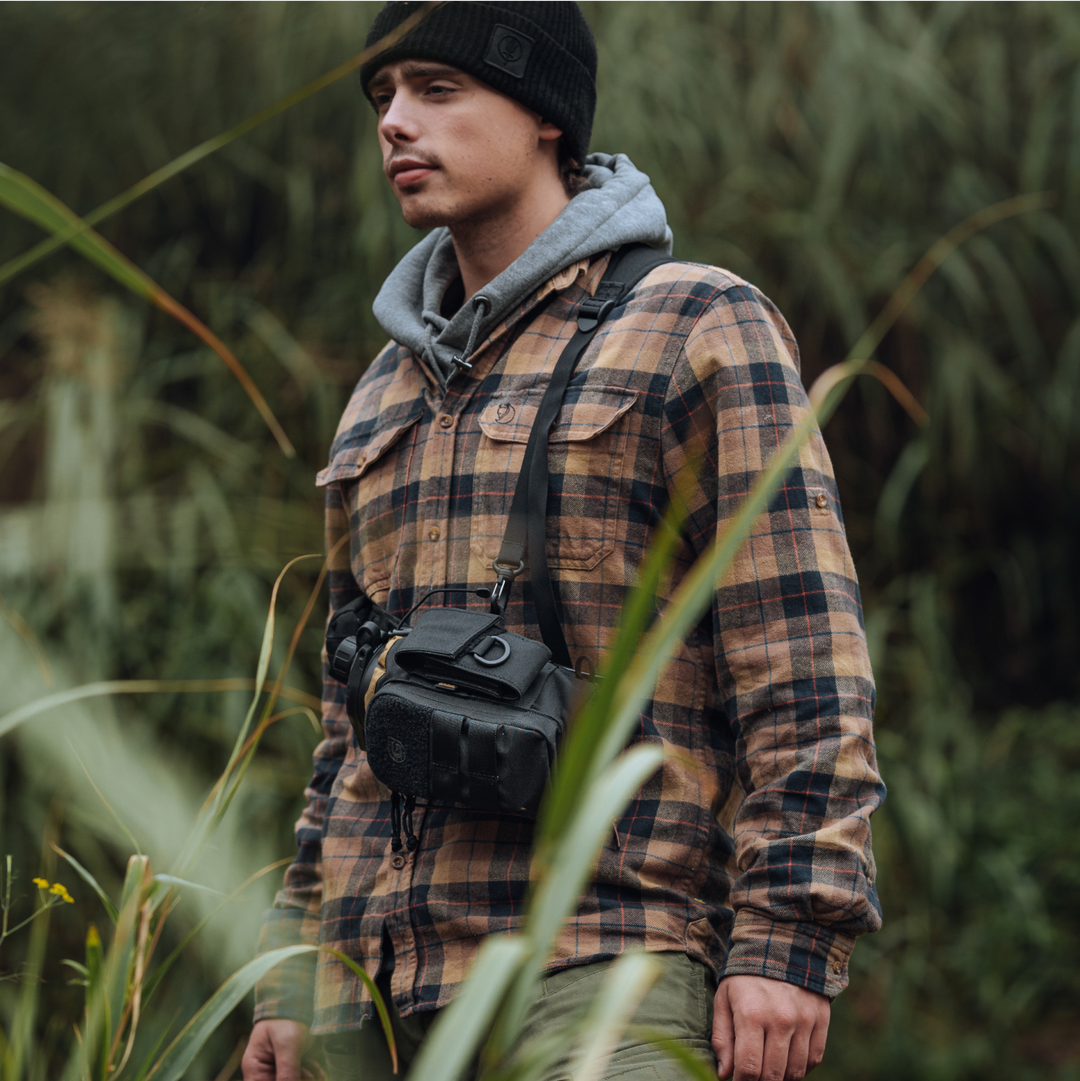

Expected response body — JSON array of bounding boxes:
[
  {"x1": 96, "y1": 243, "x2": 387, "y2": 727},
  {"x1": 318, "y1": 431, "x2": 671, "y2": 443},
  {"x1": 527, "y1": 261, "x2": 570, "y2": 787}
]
[{"x1": 484, "y1": 24, "x2": 534, "y2": 79}]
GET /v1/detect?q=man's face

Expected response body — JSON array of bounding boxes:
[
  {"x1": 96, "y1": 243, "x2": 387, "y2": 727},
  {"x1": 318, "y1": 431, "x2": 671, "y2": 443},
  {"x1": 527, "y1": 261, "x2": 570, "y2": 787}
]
[{"x1": 370, "y1": 60, "x2": 562, "y2": 230}]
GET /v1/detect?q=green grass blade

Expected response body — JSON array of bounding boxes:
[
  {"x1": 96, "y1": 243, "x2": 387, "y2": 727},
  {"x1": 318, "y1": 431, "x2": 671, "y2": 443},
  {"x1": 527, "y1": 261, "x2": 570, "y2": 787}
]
[
  {"x1": 103, "y1": 858, "x2": 151, "y2": 1065},
  {"x1": 0, "y1": 679, "x2": 320, "y2": 741},
  {"x1": 537, "y1": 495, "x2": 687, "y2": 852},
  {"x1": 152, "y1": 875, "x2": 223, "y2": 897},
  {"x1": 321, "y1": 948, "x2": 399, "y2": 1075},
  {"x1": 139, "y1": 858, "x2": 292, "y2": 1008},
  {"x1": 627, "y1": 1028, "x2": 718, "y2": 1081},
  {"x1": 143, "y1": 945, "x2": 318, "y2": 1081},
  {"x1": 568, "y1": 953, "x2": 661, "y2": 1081},
  {"x1": 7, "y1": 889, "x2": 52, "y2": 1081},
  {"x1": 52, "y1": 845, "x2": 119, "y2": 923},
  {"x1": 491, "y1": 746, "x2": 666, "y2": 1060},
  {"x1": 528, "y1": 745, "x2": 665, "y2": 963},
  {"x1": 0, "y1": 2, "x2": 442, "y2": 287},
  {"x1": 0, "y1": 162, "x2": 295, "y2": 456},
  {"x1": 408, "y1": 935, "x2": 531, "y2": 1081}
]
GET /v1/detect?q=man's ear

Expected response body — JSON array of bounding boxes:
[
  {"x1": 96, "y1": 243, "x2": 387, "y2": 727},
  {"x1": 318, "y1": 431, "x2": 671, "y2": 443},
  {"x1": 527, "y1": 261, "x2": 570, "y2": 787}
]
[{"x1": 538, "y1": 119, "x2": 564, "y2": 142}]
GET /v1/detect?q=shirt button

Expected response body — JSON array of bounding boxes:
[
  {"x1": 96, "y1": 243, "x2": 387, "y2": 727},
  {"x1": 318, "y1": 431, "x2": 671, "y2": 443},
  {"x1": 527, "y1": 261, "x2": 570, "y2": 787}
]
[
  {"x1": 815, "y1": 493, "x2": 829, "y2": 508},
  {"x1": 439, "y1": 414, "x2": 454, "y2": 429},
  {"x1": 428, "y1": 526, "x2": 441, "y2": 542},
  {"x1": 391, "y1": 855, "x2": 406, "y2": 870},
  {"x1": 832, "y1": 961, "x2": 843, "y2": 974}
]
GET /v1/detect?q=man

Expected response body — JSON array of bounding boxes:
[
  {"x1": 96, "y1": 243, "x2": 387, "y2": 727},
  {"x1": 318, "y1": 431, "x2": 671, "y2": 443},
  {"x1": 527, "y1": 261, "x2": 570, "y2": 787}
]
[{"x1": 243, "y1": 4, "x2": 884, "y2": 1081}]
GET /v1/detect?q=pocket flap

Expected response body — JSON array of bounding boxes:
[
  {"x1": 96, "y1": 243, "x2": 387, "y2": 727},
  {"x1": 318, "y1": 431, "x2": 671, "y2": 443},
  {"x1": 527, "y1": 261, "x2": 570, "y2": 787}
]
[
  {"x1": 317, "y1": 413, "x2": 422, "y2": 486},
  {"x1": 479, "y1": 385, "x2": 638, "y2": 445}
]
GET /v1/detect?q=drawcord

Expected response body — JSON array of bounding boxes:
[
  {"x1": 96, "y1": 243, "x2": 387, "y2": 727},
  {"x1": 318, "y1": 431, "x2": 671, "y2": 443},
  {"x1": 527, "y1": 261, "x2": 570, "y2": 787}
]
[
  {"x1": 451, "y1": 295, "x2": 491, "y2": 373},
  {"x1": 390, "y1": 791, "x2": 419, "y2": 854},
  {"x1": 390, "y1": 792, "x2": 403, "y2": 853},
  {"x1": 403, "y1": 796, "x2": 419, "y2": 852}
]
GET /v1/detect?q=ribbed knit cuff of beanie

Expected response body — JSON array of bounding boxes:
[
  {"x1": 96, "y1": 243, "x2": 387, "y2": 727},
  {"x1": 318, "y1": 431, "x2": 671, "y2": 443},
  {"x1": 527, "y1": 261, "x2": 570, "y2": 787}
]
[{"x1": 359, "y1": 1, "x2": 597, "y2": 165}]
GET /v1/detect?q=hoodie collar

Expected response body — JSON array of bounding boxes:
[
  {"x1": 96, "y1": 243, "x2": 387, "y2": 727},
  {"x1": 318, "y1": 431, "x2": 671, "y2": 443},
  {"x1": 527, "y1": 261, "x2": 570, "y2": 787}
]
[{"x1": 372, "y1": 153, "x2": 673, "y2": 385}]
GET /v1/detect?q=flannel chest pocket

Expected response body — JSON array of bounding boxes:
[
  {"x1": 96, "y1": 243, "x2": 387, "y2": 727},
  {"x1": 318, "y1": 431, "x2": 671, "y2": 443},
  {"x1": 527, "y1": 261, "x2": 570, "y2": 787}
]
[
  {"x1": 470, "y1": 384, "x2": 637, "y2": 572},
  {"x1": 318, "y1": 412, "x2": 422, "y2": 589}
]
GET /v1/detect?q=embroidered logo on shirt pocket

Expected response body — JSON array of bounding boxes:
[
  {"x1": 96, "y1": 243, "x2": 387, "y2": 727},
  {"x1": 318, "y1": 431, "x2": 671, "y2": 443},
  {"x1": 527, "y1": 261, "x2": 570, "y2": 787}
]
[{"x1": 472, "y1": 385, "x2": 638, "y2": 572}]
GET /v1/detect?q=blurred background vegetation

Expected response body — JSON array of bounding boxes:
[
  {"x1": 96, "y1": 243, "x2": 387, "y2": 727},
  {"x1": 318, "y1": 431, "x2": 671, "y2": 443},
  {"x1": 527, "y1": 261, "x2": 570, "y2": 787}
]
[{"x1": 0, "y1": 2, "x2": 1078, "y2": 1078}]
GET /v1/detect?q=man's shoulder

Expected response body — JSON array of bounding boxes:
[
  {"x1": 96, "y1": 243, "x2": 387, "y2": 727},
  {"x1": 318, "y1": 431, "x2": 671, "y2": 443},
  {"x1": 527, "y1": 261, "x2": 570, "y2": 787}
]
[
  {"x1": 321, "y1": 342, "x2": 424, "y2": 472},
  {"x1": 620, "y1": 257, "x2": 777, "y2": 321}
]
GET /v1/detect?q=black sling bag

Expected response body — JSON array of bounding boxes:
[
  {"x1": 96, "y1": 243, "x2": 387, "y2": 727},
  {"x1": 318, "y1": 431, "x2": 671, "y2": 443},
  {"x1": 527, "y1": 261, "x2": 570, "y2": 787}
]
[{"x1": 326, "y1": 245, "x2": 679, "y2": 847}]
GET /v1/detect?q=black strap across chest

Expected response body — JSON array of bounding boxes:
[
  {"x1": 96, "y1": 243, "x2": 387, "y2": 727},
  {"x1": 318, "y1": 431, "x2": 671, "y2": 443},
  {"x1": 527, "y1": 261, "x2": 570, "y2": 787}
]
[{"x1": 490, "y1": 243, "x2": 681, "y2": 668}]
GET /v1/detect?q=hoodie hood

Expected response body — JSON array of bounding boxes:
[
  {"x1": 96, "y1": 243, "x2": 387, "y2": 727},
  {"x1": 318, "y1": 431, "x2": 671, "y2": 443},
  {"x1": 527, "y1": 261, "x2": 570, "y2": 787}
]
[{"x1": 372, "y1": 153, "x2": 673, "y2": 384}]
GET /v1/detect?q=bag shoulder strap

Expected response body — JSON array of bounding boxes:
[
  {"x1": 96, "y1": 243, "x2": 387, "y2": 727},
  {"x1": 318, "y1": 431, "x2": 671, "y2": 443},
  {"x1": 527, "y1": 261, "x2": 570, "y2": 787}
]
[{"x1": 491, "y1": 243, "x2": 684, "y2": 667}]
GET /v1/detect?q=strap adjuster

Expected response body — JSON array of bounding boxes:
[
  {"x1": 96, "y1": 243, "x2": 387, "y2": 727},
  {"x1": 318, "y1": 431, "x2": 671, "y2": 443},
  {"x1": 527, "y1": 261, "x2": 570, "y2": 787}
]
[
  {"x1": 489, "y1": 559, "x2": 524, "y2": 614},
  {"x1": 577, "y1": 296, "x2": 618, "y2": 333}
]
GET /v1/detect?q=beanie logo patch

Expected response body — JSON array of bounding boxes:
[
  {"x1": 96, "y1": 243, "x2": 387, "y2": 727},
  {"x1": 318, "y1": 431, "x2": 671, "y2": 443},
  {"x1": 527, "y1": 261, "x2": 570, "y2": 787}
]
[{"x1": 484, "y1": 24, "x2": 533, "y2": 80}]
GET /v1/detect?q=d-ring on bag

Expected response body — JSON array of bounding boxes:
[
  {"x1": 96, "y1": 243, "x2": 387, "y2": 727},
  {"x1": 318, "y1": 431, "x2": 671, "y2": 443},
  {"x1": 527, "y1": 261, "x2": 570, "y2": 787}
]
[{"x1": 327, "y1": 246, "x2": 679, "y2": 847}]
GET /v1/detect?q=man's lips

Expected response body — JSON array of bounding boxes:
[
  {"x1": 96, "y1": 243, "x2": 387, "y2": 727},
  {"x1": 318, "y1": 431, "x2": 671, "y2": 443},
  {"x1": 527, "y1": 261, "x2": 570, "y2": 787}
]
[{"x1": 389, "y1": 159, "x2": 437, "y2": 187}]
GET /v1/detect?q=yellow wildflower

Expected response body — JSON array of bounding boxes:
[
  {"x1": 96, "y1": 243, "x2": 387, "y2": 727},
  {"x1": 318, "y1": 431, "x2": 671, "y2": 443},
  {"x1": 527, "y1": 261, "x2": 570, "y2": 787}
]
[
  {"x1": 48, "y1": 882, "x2": 74, "y2": 904},
  {"x1": 32, "y1": 877, "x2": 49, "y2": 889}
]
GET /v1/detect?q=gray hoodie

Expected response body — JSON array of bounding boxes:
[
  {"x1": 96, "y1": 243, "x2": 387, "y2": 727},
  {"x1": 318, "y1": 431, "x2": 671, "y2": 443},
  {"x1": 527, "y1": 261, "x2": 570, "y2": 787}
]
[{"x1": 372, "y1": 153, "x2": 673, "y2": 385}]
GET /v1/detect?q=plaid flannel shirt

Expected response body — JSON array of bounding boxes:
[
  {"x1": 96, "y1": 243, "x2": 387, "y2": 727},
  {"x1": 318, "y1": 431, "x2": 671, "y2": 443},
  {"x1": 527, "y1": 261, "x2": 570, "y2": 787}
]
[{"x1": 254, "y1": 253, "x2": 884, "y2": 1033}]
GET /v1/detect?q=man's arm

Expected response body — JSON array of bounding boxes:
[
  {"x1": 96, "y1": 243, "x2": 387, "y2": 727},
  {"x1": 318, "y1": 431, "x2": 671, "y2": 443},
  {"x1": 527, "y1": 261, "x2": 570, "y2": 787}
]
[
  {"x1": 661, "y1": 277, "x2": 884, "y2": 1076},
  {"x1": 248, "y1": 487, "x2": 360, "y2": 1054}
]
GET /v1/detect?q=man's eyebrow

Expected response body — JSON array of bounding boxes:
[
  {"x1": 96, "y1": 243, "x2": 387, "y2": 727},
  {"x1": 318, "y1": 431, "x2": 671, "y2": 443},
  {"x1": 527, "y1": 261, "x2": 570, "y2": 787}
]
[{"x1": 370, "y1": 61, "x2": 465, "y2": 89}]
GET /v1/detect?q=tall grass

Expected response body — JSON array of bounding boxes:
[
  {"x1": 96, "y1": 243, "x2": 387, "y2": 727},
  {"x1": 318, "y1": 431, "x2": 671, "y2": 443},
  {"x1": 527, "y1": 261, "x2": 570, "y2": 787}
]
[{"x1": 1, "y1": 2, "x2": 1078, "y2": 1077}]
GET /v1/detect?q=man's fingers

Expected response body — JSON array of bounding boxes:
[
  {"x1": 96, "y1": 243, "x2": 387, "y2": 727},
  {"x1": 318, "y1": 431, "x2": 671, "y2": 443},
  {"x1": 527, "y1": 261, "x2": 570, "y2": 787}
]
[
  {"x1": 711, "y1": 981, "x2": 736, "y2": 1078},
  {"x1": 242, "y1": 1020, "x2": 309, "y2": 1081},
  {"x1": 731, "y1": 1013, "x2": 765, "y2": 1081},
  {"x1": 757, "y1": 1008, "x2": 794, "y2": 1081},
  {"x1": 806, "y1": 1012, "x2": 830, "y2": 1074},
  {"x1": 783, "y1": 1027, "x2": 811, "y2": 1081}
]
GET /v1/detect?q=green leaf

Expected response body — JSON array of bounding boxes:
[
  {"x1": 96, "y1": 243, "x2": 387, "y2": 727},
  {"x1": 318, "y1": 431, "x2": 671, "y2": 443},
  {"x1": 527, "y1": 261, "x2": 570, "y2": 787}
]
[
  {"x1": 0, "y1": 162, "x2": 158, "y2": 299},
  {"x1": 568, "y1": 953, "x2": 661, "y2": 1081},
  {"x1": 529, "y1": 745, "x2": 665, "y2": 967},
  {"x1": 0, "y1": 2, "x2": 442, "y2": 287},
  {"x1": 409, "y1": 935, "x2": 531, "y2": 1081},
  {"x1": 492, "y1": 745, "x2": 666, "y2": 1059},
  {"x1": 320, "y1": 948, "x2": 399, "y2": 1073},
  {"x1": 144, "y1": 945, "x2": 319, "y2": 1081},
  {"x1": 0, "y1": 161, "x2": 296, "y2": 456},
  {"x1": 153, "y1": 874, "x2": 224, "y2": 897},
  {"x1": 537, "y1": 495, "x2": 687, "y2": 851},
  {"x1": 100, "y1": 857, "x2": 151, "y2": 1066},
  {"x1": 53, "y1": 846, "x2": 120, "y2": 923},
  {"x1": 628, "y1": 1028, "x2": 719, "y2": 1081}
]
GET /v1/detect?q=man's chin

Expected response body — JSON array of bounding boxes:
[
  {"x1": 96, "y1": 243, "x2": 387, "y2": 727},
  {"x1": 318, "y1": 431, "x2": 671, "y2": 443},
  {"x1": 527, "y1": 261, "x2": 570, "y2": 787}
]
[{"x1": 398, "y1": 197, "x2": 452, "y2": 231}]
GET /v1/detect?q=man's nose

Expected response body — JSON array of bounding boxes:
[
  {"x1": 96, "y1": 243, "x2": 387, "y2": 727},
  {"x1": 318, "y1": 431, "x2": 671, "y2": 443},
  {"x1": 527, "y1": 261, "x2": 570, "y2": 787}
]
[{"x1": 379, "y1": 93, "x2": 417, "y2": 144}]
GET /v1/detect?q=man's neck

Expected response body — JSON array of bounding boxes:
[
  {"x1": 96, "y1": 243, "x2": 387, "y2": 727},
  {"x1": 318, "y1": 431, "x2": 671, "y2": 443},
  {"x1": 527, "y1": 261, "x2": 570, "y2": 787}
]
[{"x1": 451, "y1": 178, "x2": 571, "y2": 300}]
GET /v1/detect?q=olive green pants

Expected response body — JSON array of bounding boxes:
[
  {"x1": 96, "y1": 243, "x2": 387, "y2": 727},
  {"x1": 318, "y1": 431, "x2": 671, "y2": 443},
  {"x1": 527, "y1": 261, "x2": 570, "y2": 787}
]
[{"x1": 321, "y1": 952, "x2": 716, "y2": 1081}]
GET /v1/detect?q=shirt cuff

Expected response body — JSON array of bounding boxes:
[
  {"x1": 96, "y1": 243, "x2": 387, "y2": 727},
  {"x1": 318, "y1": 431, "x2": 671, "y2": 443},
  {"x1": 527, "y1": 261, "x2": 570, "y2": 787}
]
[
  {"x1": 252, "y1": 909, "x2": 320, "y2": 1026},
  {"x1": 720, "y1": 909, "x2": 856, "y2": 999}
]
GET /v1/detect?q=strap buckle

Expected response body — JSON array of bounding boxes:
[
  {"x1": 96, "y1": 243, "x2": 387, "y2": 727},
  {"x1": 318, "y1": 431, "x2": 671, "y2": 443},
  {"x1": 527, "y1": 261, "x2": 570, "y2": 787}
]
[
  {"x1": 576, "y1": 296, "x2": 618, "y2": 334},
  {"x1": 489, "y1": 559, "x2": 524, "y2": 614}
]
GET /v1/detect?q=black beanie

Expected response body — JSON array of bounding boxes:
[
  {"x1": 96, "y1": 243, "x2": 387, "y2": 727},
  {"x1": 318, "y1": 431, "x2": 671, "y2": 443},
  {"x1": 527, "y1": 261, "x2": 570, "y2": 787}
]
[{"x1": 359, "y1": 2, "x2": 597, "y2": 164}]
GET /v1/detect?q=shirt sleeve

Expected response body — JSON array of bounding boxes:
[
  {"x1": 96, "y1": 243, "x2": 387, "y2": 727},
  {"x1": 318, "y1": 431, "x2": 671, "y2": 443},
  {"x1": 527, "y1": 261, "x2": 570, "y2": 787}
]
[
  {"x1": 252, "y1": 480, "x2": 360, "y2": 1024},
  {"x1": 661, "y1": 279, "x2": 885, "y2": 999}
]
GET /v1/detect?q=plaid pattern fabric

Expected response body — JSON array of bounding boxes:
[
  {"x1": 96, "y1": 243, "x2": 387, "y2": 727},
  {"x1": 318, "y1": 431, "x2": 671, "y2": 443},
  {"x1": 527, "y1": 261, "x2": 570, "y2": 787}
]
[{"x1": 254, "y1": 254, "x2": 884, "y2": 1032}]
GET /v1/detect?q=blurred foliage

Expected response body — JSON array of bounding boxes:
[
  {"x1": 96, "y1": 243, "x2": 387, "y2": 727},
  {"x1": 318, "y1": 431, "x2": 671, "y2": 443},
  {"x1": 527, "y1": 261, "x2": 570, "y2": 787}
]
[{"x1": 0, "y1": 2, "x2": 1078, "y2": 1078}]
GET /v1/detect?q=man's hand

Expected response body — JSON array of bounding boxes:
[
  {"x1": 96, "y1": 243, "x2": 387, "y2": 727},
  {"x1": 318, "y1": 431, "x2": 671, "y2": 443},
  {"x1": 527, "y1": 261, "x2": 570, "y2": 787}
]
[
  {"x1": 712, "y1": 975, "x2": 830, "y2": 1081},
  {"x1": 242, "y1": 1019, "x2": 316, "y2": 1081}
]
